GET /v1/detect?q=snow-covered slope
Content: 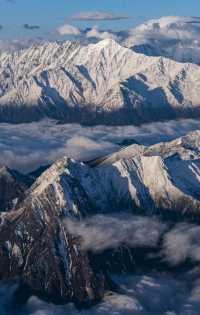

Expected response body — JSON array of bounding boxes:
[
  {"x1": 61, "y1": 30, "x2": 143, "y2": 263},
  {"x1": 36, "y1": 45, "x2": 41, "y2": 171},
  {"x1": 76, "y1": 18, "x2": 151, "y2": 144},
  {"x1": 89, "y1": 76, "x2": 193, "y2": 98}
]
[
  {"x1": 20, "y1": 130, "x2": 200, "y2": 216},
  {"x1": 88, "y1": 130, "x2": 200, "y2": 214},
  {"x1": 124, "y1": 16, "x2": 200, "y2": 65},
  {"x1": 1, "y1": 39, "x2": 200, "y2": 124}
]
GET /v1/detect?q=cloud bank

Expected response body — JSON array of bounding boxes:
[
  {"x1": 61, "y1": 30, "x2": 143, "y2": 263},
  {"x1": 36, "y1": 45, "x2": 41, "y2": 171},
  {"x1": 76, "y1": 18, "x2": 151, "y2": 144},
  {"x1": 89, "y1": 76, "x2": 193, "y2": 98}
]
[
  {"x1": 65, "y1": 214, "x2": 166, "y2": 252},
  {"x1": 0, "y1": 118, "x2": 199, "y2": 173}
]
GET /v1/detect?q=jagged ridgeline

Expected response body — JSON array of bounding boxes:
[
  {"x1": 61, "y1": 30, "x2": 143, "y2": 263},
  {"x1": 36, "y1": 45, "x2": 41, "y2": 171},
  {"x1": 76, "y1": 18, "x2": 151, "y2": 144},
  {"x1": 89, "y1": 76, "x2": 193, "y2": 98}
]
[
  {"x1": 0, "y1": 39, "x2": 200, "y2": 124},
  {"x1": 0, "y1": 130, "x2": 199, "y2": 305}
]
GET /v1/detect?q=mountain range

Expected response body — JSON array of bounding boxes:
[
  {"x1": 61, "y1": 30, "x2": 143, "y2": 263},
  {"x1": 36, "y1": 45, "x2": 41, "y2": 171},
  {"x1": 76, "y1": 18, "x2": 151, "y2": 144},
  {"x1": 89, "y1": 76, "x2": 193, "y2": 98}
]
[
  {"x1": 1, "y1": 38, "x2": 200, "y2": 124},
  {"x1": 124, "y1": 16, "x2": 200, "y2": 65}
]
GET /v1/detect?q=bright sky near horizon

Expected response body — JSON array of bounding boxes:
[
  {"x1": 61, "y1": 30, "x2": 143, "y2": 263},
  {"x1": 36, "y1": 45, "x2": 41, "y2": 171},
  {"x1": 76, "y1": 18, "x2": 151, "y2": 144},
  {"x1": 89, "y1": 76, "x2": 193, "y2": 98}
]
[{"x1": 0, "y1": 0, "x2": 200, "y2": 39}]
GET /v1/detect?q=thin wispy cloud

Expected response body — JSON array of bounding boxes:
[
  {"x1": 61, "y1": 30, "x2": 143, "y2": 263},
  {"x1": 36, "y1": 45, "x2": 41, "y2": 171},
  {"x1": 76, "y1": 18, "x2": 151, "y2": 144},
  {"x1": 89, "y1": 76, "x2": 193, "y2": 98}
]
[{"x1": 69, "y1": 11, "x2": 130, "y2": 21}]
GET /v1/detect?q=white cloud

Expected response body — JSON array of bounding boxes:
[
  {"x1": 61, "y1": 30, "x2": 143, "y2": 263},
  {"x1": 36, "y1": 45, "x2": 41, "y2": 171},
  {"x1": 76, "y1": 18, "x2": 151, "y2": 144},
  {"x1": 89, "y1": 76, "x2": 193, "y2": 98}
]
[
  {"x1": 57, "y1": 24, "x2": 81, "y2": 36},
  {"x1": 86, "y1": 26, "x2": 118, "y2": 40},
  {"x1": 64, "y1": 214, "x2": 166, "y2": 252},
  {"x1": 69, "y1": 11, "x2": 129, "y2": 21},
  {"x1": 163, "y1": 223, "x2": 200, "y2": 266}
]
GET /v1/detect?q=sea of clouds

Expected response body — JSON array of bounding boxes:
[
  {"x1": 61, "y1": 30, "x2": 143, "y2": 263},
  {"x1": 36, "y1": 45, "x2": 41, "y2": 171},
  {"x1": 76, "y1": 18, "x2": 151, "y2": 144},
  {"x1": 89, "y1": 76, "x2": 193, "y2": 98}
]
[{"x1": 0, "y1": 118, "x2": 199, "y2": 173}]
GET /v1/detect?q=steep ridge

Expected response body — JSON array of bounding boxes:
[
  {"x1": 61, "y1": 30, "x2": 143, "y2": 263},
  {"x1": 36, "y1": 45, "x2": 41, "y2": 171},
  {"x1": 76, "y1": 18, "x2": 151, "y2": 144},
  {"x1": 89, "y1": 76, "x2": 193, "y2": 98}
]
[
  {"x1": 0, "y1": 158, "x2": 106, "y2": 305},
  {"x1": 1, "y1": 39, "x2": 200, "y2": 124}
]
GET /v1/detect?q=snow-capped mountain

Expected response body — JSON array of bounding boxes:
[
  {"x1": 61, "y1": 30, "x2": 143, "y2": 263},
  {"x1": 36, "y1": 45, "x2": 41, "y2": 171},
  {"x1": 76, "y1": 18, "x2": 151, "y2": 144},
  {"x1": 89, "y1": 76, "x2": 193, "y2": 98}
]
[
  {"x1": 89, "y1": 130, "x2": 200, "y2": 214},
  {"x1": 2, "y1": 129, "x2": 200, "y2": 217},
  {"x1": 29, "y1": 129, "x2": 200, "y2": 216},
  {"x1": 1, "y1": 39, "x2": 200, "y2": 124}
]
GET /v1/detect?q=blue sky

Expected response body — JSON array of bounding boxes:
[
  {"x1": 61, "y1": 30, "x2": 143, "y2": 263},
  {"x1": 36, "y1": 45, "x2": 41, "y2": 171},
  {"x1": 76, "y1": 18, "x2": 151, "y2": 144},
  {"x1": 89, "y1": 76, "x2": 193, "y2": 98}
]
[{"x1": 1, "y1": 0, "x2": 200, "y2": 39}]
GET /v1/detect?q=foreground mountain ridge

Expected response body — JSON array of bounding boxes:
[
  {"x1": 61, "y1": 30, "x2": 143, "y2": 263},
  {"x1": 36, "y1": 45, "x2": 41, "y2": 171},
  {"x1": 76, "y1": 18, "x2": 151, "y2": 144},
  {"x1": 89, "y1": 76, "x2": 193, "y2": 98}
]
[
  {"x1": 0, "y1": 130, "x2": 199, "y2": 304},
  {"x1": 1, "y1": 39, "x2": 200, "y2": 124}
]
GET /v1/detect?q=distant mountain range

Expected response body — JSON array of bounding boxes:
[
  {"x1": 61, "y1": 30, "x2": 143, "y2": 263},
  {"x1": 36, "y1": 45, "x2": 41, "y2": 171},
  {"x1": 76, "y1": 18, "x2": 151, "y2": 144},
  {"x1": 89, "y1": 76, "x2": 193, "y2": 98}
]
[
  {"x1": 124, "y1": 16, "x2": 200, "y2": 65},
  {"x1": 0, "y1": 37, "x2": 200, "y2": 124}
]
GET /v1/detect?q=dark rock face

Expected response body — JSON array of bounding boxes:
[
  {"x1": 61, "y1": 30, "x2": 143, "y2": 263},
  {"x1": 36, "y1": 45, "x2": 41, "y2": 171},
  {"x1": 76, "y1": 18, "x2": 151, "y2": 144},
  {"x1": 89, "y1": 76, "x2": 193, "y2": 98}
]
[
  {"x1": 0, "y1": 167, "x2": 32, "y2": 212},
  {"x1": 0, "y1": 162, "x2": 106, "y2": 306},
  {"x1": 0, "y1": 208, "x2": 105, "y2": 306}
]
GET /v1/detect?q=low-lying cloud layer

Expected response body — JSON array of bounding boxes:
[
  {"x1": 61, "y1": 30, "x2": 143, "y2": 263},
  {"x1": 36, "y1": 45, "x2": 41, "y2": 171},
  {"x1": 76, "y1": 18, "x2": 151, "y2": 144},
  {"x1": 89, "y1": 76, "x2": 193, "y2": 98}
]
[
  {"x1": 0, "y1": 118, "x2": 199, "y2": 173},
  {"x1": 65, "y1": 213, "x2": 200, "y2": 267},
  {"x1": 65, "y1": 214, "x2": 166, "y2": 252}
]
